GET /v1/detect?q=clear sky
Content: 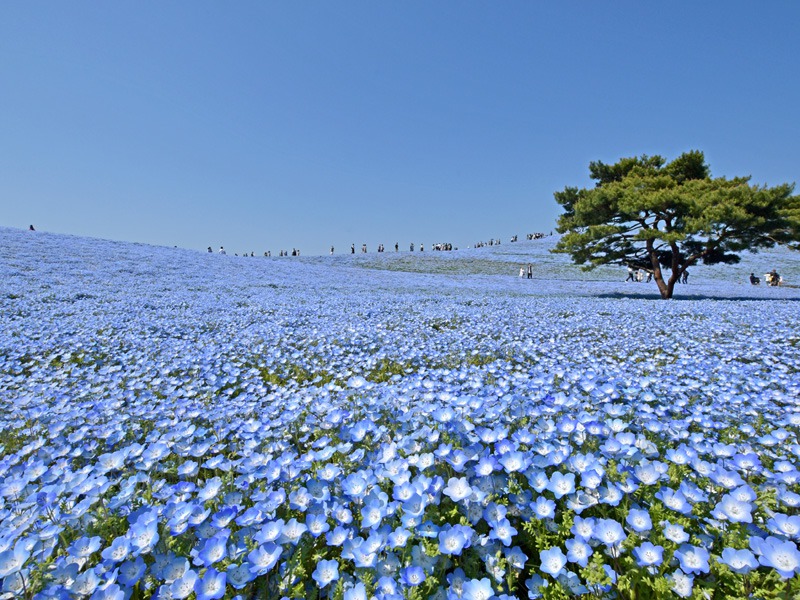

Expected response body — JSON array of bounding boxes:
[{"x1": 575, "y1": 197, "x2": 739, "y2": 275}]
[{"x1": 2, "y1": 2, "x2": 799, "y2": 256}]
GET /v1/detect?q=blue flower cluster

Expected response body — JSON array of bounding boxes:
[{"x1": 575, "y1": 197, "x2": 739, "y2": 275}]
[{"x1": 1, "y1": 227, "x2": 799, "y2": 599}]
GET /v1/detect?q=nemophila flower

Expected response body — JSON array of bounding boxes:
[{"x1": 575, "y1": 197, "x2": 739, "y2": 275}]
[
  {"x1": 102, "y1": 536, "x2": 132, "y2": 565},
  {"x1": 633, "y1": 542, "x2": 663, "y2": 570},
  {"x1": 669, "y1": 570, "x2": 694, "y2": 598},
  {"x1": 483, "y1": 502, "x2": 508, "y2": 525},
  {"x1": 226, "y1": 563, "x2": 255, "y2": 589},
  {"x1": 474, "y1": 455, "x2": 498, "y2": 476},
  {"x1": 662, "y1": 520, "x2": 689, "y2": 544},
  {"x1": 753, "y1": 536, "x2": 800, "y2": 578},
  {"x1": 253, "y1": 519, "x2": 284, "y2": 544},
  {"x1": 539, "y1": 547, "x2": 566, "y2": 577},
  {"x1": 401, "y1": 565, "x2": 426, "y2": 586},
  {"x1": 387, "y1": 527, "x2": 411, "y2": 548},
  {"x1": 194, "y1": 567, "x2": 226, "y2": 600},
  {"x1": 376, "y1": 575, "x2": 398, "y2": 596},
  {"x1": 565, "y1": 538, "x2": 592, "y2": 567},
  {"x1": 768, "y1": 513, "x2": 800, "y2": 539},
  {"x1": 505, "y1": 546, "x2": 528, "y2": 570},
  {"x1": 711, "y1": 493, "x2": 753, "y2": 523},
  {"x1": 169, "y1": 569, "x2": 197, "y2": 600},
  {"x1": 312, "y1": 559, "x2": 340, "y2": 587},
  {"x1": 327, "y1": 525, "x2": 351, "y2": 547},
  {"x1": 489, "y1": 518, "x2": 517, "y2": 546},
  {"x1": 720, "y1": 548, "x2": 758, "y2": 574},
  {"x1": 0, "y1": 544, "x2": 30, "y2": 578},
  {"x1": 193, "y1": 533, "x2": 229, "y2": 567},
  {"x1": 342, "y1": 473, "x2": 370, "y2": 499},
  {"x1": 305, "y1": 512, "x2": 331, "y2": 537},
  {"x1": 593, "y1": 518, "x2": 626, "y2": 550},
  {"x1": 498, "y1": 450, "x2": 528, "y2": 473},
  {"x1": 530, "y1": 495, "x2": 555, "y2": 520},
  {"x1": 546, "y1": 472, "x2": 575, "y2": 499},
  {"x1": 248, "y1": 542, "x2": 282, "y2": 575},
  {"x1": 278, "y1": 517, "x2": 308, "y2": 545},
  {"x1": 571, "y1": 516, "x2": 596, "y2": 540},
  {"x1": 129, "y1": 519, "x2": 159, "y2": 556},
  {"x1": 438, "y1": 525, "x2": 471, "y2": 556},
  {"x1": 1, "y1": 570, "x2": 28, "y2": 598},
  {"x1": 361, "y1": 500, "x2": 386, "y2": 529},
  {"x1": 598, "y1": 484, "x2": 623, "y2": 506},
  {"x1": 317, "y1": 462, "x2": 342, "y2": 481},
  {"x1": 625, "y1": 508, "x2": 652, "y2": 533},
  {"x1": 117, "y1": 557, "x2": 146, "y2": 587},
  {"x1": 633, "y1": 461, "x2": 662, "y2": 485},
  {"x1": 70, "y1": 567, "x2": 100, "y2": 596},
  {"x1": 655, "y1": 487, "x2": 692, "y2": 515},
  {"x1": 344, "y1": 582, "x2": 368, "y2": 600},
  {"x1": 461, "y1": 578, "x2": 494, "y2": 600},
  {"x1": 91, "y1": 583, "x2": 125, "y2": 600},
  {"x1": 674, "y1": 544, "x2": 710, "y2": 575},
  {"x1": 443, "y1": 477, "x2": 473, "y2": 503}
]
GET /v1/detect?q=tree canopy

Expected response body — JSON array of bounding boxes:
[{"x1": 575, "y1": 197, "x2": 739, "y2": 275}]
[{"x1": 552, "y1": 151, "x2": 799, "y2": 299}]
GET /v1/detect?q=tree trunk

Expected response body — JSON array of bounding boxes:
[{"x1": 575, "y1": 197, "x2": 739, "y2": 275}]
[{"x1": 647, "y1": 241, "x2": 674, "y2": 299}]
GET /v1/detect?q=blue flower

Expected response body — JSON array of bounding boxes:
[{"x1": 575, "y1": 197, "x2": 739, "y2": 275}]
[
  {"x1": 248, "y1": 543, "x2": 282, "y2": 575},
  {"x1": 438, "y1": 525, "x2": 471, "y2": 556},
  {"x1": 443, "y1": 477, "x2": 473, "y2": 503},
  {"x1": 625, "y1": 508, "x2": 652, "y2": 533},
  {"x1": 169, "y1": 569, "x2": 198, "y2": 599},
  {"x1": 753, "y1": 536, "x2": 800, "y2": 579},
  {"x1": 194, "y1": 567, "x2": 226, "y2": 600},
  {"x1": 400, "y1": 565, "x2": 426, "y2": 587},
  {"x1": 461, "y1": 578, "x2": 494, "y2": 600},
  {"x1": 193, "y1": 533, "x2": 229, "y2": 567},
  {"x1": 565, "y1": 537, "x2": 592, "y2": 567},
  {"x1": 489, "y1": 518, "x2": 518, "y2": 546},
  {"x1": 0, "y1": 544, "x2": 30, "y2": 578},
  {"x1": 633, "y1": 542, "x2": 663, "y2": 569},
  {"x1": 539, "y1": 547, "x2": 566, "y2": 577},
  {"x1": 312, "y1": 558, "x2": 340, "y2": 587},
  {"x1": 593, "y1": 518, "x2": 626, "y2": 550},
  {"x1": 546, "y1": 472, "x2": 575, "y2": 499},
  {"x1": 674, "y1": 544, "x2": 710, "y2": 575},
  {"x1": 720, "y1": 548, "x2": 758, "y2": 574}
]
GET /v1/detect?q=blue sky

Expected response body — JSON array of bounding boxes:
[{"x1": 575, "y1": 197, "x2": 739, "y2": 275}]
[{"x1": 2, "y1": 2, "x2": 799, "y2": 256}]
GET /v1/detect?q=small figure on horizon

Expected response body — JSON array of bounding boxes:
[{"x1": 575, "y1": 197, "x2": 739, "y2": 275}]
[
  {"x1": 330, "y1": 245, "x2": 334, "y2": 255},
  {"x1": 519, "y1": 266, "x2": 525, "y2": 278},
  {"x1": 410, "y1": 242, "x2": 414, "y2": 251},
  {"x1": 351, "y1": 244, "x2": 355, "y2": 254},
  {"x1": 29, "y1": 224, "x2": 35, "y2": 231},
  {"x1": 219, "y1": 246, "x2": 226, "y2": 255},
  {"x1": 527, "y1": 264, "x2": 533, "y2": 279},
  {"x1": 207, "y1": 246, "x2": 213, "y2": 253},
  {"x1": 395, "y1": 242, "x2": 399, "y2": 252}
]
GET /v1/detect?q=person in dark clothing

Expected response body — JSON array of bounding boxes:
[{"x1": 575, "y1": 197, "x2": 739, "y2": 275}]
[
  {"x1": 29, "y1": 225, "x2": 36, "y2": 231},
  {"x1": 750, "y1": 272, "x2": 760, "y2": 285}
]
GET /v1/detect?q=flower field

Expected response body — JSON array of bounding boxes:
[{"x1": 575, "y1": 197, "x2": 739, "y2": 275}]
[{"x1": 2, "y1": 227, "x2": 800, "y2": 599}]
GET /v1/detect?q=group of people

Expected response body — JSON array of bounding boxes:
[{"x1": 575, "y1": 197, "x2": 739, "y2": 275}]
[
  {"x1": 625, "y1": 266, "x2": 689, "y2": 284},
  {"x1": 751, "y1": 269, "x2": 782, "y2": 286},
  {"x1": 518, "y1": 264, "x2": 534, "y2": 279},
  {"x1": 208, "y1": 231, "x2": 552, "y2": 258}
]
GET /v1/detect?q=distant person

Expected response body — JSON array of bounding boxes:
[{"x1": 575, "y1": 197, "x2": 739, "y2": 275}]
[
  {"x1": 207, "y1": 246, "x2": 212, "y2": 253},
  {"x1": 519, "y1": 266, "x2": 525, "y2": 278},
  {"x1": 219, "y1": 246, "x2": 226, "y2": 255},
  {"x1": 681, "y1": 270, "x2": 689, "y2": 284},
  {"x1": 351, "y1": 244, "x2": 355, "y2": 254},
  {"x1": 625, "y1": 266, "x2": 635, "y2": 282},
  {"x1": 330, "y1": 245, "x2": 334, "y2": 255},
  {"x1": 750, "y1": 272, "x2": 760, "y2": 285},
  {"x1": 527, "y1": 264, "x2": 533, "y2": 279},
  {"x1": 29, "y1": 224, "x2": 35, "y2": 231},
  {"x1": 768, "y1": 268, "x2": 781, "y2": 286},
  {"x1": 395, "y1": 242, "x2": 399, "y2": 252},
  {"x1": 410, "y1": 242, "x2": 414, "y2": 251}
]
